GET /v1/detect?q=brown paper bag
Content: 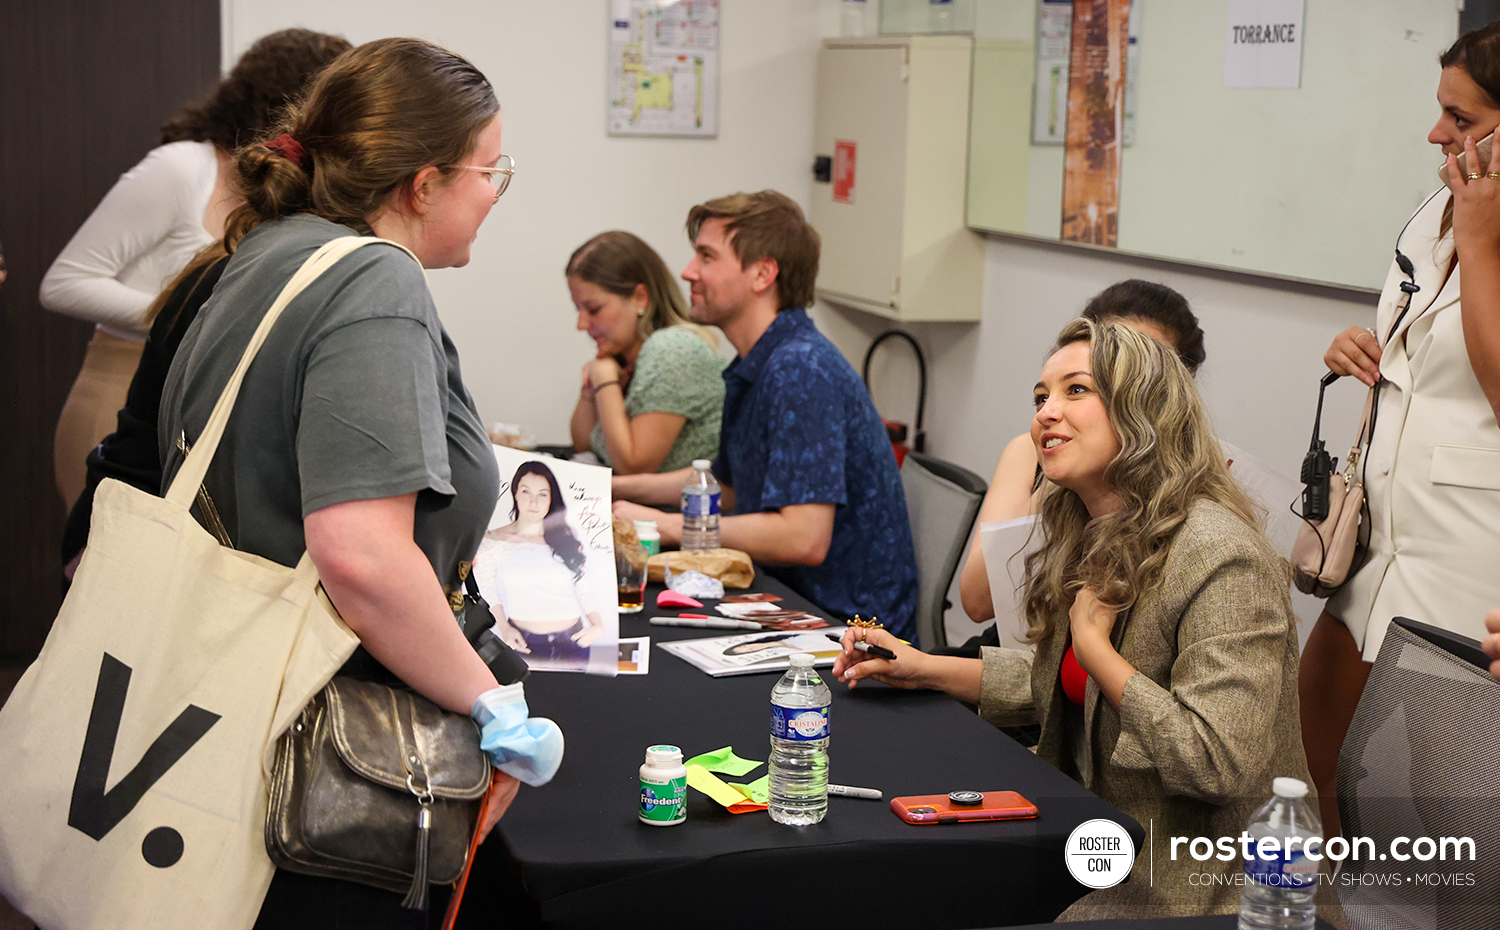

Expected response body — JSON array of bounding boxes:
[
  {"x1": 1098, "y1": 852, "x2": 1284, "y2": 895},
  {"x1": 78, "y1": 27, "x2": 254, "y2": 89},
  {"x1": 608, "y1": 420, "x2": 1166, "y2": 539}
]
[{"x1": 647, "y1": 548, "x2": 755, "y2": 588}]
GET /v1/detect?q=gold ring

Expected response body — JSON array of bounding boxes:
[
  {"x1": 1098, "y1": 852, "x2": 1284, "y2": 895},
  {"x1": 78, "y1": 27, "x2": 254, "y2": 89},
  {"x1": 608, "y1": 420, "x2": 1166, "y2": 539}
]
[
  {"x1": 1486, "y1": 172, "x2": 1500, "y2": 180},
  {"x1": 1466, "y1": 172, "x2": 1484, "y2": 180}
]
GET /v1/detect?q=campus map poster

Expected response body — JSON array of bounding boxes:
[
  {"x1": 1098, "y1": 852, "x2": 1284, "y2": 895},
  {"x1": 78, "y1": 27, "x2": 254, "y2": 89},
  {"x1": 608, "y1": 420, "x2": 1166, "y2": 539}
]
[{"x1": 608, "y1": 0, "x2": 719, "y2": 137}]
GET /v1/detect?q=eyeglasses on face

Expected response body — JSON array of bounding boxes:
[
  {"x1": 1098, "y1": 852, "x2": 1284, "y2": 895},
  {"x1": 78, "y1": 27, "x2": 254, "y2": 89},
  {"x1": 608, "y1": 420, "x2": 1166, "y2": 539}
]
[{"x1": 460, "y1": 154, "x2": 515, "y2": 198}]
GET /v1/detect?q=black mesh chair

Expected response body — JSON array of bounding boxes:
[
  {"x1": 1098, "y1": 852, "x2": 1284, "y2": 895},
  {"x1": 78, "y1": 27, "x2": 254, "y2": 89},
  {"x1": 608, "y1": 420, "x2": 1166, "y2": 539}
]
[
  {"x1": 898, "y1": 452, "x2": 988, "y2": 651},
  {"x1": 1335, "y1": 616, "x2": 1500, "y2": 929}
]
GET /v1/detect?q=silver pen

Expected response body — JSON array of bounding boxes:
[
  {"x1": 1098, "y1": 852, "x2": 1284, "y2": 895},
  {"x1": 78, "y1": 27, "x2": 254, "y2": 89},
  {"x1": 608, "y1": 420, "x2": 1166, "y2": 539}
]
[
  {"x1": 827, "y1": 784, "x2": 882, "y2": 800},
  {"x1": 649, "y1": 616, "x2": 763, "y2": 630}
]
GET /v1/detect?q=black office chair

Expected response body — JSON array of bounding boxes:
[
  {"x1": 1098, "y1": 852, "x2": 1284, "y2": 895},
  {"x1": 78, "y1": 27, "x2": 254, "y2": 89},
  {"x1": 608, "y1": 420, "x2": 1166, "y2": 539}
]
[
  {"x1": 1336, "y1": 616, "x2": 1500, "y2": 929},
  {"x1": 898, "y1": 451, "x2": 988, "y2": 651}
]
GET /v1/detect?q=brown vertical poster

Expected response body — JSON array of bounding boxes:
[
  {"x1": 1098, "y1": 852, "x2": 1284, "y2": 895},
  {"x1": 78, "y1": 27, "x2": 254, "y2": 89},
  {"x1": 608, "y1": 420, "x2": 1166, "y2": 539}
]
[{"x1": 1061, "y1": 0, "x2": 1130, "y2": 246}]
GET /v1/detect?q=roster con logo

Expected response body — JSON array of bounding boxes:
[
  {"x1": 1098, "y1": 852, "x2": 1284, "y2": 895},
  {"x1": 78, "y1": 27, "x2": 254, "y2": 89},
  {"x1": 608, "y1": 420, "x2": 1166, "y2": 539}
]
[{"x1": 1169, "y1": 833, "x2": 1477, "y2": 865}]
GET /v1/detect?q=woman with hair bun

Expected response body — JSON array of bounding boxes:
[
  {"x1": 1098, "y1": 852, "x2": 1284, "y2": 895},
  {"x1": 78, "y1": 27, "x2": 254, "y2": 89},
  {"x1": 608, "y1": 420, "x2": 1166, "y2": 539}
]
[
  {"x1": 835, "y1": 318, "x2": 1313, "y2": 918},
  {"x1": 566, "y1": 230, "x2": 725, "y2": 473},
  {"x1": 41, "y1": 28, "x2": 351, "y2": 508},
  {"x1": 157, "y1": 37, "x2": 559, "y2": 925}
]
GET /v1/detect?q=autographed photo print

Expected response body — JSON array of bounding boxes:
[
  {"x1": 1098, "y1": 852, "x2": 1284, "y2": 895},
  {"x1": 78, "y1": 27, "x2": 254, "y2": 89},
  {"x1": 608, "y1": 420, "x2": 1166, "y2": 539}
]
[{"x1": 472, "y1": 447, "x2": 620, "y2": 675}]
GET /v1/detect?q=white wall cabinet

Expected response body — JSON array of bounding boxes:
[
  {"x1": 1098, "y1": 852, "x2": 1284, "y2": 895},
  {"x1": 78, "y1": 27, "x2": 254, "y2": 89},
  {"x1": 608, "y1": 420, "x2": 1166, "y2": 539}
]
[{"x1": 811, "y1": 35, "x2": 983, "y2": 322}]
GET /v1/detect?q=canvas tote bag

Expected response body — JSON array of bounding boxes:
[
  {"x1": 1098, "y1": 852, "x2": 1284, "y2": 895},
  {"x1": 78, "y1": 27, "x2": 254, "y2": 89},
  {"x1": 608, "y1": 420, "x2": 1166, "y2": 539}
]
[{"x1": 0, "y1": 236, "x2": 410, "y2": 929}]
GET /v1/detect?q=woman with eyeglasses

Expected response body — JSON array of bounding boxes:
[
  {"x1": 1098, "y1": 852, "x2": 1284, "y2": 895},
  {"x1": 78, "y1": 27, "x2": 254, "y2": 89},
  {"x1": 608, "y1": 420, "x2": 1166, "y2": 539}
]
[
  {"x1": 1304, "y1": 21, "x2": 1500, "y2": 838},
  {"x1": 157, "y1": 38, "x2": 557, "y2": 927},
  {"x1": 834, "y1": 318, "x2": 1315, "y2": 919},
  {"x1": 40, "y1": 29, "x2": 352, "y2": 510},
  {"x1": 566, "y1": 230, "x2": 726, "y2": 473}
]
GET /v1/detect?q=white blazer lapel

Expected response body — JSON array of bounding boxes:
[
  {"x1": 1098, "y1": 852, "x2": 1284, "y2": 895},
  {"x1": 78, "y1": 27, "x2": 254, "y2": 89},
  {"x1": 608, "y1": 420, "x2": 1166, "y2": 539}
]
[{"x1": 1383, "y1": 189, "x2": 1455, "y2": 368}]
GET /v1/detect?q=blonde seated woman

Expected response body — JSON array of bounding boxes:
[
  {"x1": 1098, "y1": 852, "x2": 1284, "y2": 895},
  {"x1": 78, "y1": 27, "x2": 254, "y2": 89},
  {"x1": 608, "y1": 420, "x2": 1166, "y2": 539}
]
[
  {"x1": 567, "y1": 231, "x2": 725, "y2": 474},
  {"x1": 958, "y1": 280, "x2": 1207, "y2": 627},
  {"x1": 835, "y1": 318, "x2": 1315, "y2": 919}
]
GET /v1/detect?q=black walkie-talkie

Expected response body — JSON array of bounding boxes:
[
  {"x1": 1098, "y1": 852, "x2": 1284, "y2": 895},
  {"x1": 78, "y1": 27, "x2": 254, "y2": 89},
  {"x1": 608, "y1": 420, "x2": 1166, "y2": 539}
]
[{"x1": 1299, "y1": 371, "x2": 1341, "y2": 521}]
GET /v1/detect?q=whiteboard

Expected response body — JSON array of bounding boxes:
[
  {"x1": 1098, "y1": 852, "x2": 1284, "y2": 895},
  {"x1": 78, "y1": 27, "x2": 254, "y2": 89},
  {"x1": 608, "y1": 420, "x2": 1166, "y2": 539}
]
[{"x1": 968, "y1": 0, "x2": 1460, "y2": 290}]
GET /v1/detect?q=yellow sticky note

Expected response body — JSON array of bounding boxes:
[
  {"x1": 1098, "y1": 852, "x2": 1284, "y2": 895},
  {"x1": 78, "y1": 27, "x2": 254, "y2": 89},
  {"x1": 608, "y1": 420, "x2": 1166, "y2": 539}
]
[
  {"x1": 684, "y1": 746, "x2": 762, "y2": 777},
  {"x1": 685, "y1": 765, "x2": 768, "y2": 814}
]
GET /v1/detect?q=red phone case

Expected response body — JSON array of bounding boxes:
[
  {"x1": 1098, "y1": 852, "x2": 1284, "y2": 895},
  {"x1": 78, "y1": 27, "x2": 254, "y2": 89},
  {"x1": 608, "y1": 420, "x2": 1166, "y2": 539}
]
[{"x1": 890, "y1": 790, "x2": 1038, "y2": 825}]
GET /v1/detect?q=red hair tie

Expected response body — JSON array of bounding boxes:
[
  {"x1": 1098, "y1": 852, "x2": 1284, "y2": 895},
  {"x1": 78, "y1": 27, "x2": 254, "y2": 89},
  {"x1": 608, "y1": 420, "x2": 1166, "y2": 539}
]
[{"x1": 264, "y1": 133, "x2": 308, "y2": 169}]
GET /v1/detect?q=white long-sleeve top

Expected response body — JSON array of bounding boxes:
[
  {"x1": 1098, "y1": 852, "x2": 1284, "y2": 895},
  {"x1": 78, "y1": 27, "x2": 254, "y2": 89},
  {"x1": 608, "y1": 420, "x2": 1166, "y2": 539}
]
[{"x1": 40, "y1": 140, "x2": 218, "y2": 341}]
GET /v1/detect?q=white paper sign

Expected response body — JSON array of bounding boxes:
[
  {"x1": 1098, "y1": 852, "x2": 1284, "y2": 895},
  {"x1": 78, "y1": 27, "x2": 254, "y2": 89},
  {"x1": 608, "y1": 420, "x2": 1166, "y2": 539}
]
[
  {"x1": 979, "y1": 515, "x2": 1043, "y2": 651},
  {"x1": 1223, "y1": 0, "x2": 1305, "y2": 89},
  {"x1": 1031, "y1": 0, "x2": 1073, "y2": 145}
]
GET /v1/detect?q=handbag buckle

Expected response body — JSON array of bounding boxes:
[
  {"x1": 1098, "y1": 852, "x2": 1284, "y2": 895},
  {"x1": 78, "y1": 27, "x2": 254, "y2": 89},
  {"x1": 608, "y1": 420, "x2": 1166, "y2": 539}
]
[{"x1": 406, "y1": 757, "x2": 434, "y2": 805}]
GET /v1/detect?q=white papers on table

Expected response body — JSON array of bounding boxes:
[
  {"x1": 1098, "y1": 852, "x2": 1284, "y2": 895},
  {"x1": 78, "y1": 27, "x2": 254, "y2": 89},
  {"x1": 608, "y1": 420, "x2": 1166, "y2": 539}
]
[
  {"x1": 658, "y1": 628, "x2": 846, "y2": 677},
  {"x1": 979, "y1": 516, "x2": 1042, "y2": 651}
]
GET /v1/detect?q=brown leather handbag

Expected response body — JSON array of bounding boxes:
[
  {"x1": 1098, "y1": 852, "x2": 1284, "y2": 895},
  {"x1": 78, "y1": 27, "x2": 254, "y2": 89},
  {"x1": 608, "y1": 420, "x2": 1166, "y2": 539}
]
[{"x1": 265, "y1": 677, "x2": 491, "y2": 909}]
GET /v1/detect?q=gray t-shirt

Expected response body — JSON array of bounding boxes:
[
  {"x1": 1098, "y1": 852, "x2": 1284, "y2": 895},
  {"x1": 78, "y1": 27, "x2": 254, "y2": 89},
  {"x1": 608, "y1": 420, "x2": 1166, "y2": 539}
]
[{"x1": 160, "y1": 215, "x2": 499, "y2": 608}]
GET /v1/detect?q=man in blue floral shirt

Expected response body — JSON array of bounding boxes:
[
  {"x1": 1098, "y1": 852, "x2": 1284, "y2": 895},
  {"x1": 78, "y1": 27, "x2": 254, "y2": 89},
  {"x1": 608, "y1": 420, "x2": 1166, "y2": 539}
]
[{"x1": 613, "y1": 191, "x2": 918, "y2": 640}]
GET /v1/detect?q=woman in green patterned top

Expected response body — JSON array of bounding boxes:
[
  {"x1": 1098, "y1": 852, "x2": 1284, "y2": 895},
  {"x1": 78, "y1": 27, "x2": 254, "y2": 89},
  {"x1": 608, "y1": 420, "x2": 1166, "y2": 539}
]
[{"x1": 567, "y1": 231, "x2": 726, "y2": 473}]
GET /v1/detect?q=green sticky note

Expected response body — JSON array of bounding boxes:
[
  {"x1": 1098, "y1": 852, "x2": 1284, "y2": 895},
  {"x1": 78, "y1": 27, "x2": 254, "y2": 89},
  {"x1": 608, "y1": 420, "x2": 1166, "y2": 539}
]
[
  {"x1": 684, "y1": 746, "x2": 762, "y2": 777},
  {"x1": 730, "y1": 774, "x2": 769, "y2": 805}
]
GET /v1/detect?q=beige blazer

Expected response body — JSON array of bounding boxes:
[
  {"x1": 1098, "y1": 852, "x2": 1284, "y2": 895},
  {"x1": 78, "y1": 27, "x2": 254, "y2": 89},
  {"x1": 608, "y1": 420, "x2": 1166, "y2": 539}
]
[
  {"x1": 1328, "y1": 187, "x2": 1500, "y2": 658},
  {"x1": 979, "y1": 500, "x2": 1312, "y2": 919}
]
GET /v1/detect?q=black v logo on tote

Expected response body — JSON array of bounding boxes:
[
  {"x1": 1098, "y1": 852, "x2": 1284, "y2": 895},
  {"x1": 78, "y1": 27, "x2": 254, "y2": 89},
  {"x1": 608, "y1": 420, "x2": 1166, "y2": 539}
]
[{"x1": 67, "y1": 653, "x2": 221, "y2": 844}]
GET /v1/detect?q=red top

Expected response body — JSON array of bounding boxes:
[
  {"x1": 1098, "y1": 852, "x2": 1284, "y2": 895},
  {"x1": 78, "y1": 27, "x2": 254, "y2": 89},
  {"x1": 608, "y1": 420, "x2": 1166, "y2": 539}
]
[{"x1": 1060, "y1": 639, "x2": 1087, "y2": 706}]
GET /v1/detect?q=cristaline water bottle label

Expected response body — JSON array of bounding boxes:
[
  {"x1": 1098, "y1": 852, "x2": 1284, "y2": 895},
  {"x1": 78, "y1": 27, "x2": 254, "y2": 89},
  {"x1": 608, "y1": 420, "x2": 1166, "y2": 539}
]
[
  {"x1": 640, "y1": 775, "x2": 687, "y2": 823},
  {"x1": 681, "y1": 491, "x2": 720, "y2": 517},
  {"x1": 771, "y1": 703, "x2": 830, "y2": 740}
]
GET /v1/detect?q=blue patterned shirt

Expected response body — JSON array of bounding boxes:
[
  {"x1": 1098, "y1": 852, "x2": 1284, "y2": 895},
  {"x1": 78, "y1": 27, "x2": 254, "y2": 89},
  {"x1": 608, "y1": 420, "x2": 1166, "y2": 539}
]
[{"x1": 714, "y1": 309, "x2": 919, "y2": 639}]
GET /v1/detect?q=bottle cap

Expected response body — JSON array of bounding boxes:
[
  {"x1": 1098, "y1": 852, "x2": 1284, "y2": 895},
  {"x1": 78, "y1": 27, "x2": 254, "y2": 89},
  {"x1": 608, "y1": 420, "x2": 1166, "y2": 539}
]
[
  {"x1": 692, "y1": 459, "x2": 712, "y2": 470},
  {"x1": 788, "y1": 653, "x2": 815, "y2": 668},
  {"x1": 1272, "y1": 777, "x2": 1309, "y2": 798},
  {"x1": 633, "y1": 519, "x2": 658, "y2": 532},
  {"x1": 645, "y1": 745, "x2": 682, "y2": 764}
]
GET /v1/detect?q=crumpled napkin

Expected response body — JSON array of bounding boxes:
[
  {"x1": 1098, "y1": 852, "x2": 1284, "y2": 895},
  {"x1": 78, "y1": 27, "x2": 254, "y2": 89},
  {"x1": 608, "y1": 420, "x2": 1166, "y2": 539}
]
[{"x1": 666, "y1": 568, "x2": 724, "y2": 600}]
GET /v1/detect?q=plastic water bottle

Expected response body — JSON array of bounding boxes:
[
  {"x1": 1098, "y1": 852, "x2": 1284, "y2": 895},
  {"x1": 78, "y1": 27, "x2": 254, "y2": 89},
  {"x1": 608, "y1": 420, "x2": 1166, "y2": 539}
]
[
  {"x1": 1239, "y1": 777, "x2": 1321, "y2": 930},
  {"x1": 680, "y1": 459, "x2": 721, "y2": 550},
  {"x1": 769, "y1": 654, "x2": 830, "y2": 825},
  {"x1": 840, "y1": 0, "x2": 867, "y2": 37}
]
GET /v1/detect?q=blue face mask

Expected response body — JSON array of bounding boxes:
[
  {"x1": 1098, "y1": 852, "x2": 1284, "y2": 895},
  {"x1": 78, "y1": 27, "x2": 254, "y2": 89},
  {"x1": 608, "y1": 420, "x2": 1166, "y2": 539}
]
[{"x1": 471, "y1": 683, "x2": 565, "y2": 786}]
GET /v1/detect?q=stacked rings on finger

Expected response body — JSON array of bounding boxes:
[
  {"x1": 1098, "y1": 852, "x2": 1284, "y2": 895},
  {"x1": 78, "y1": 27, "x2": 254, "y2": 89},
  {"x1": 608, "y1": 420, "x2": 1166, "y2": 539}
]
[
  {"x1": 1487, "y1": 172, "x2": 1500, "y2": 180},
  {"x1": 1466, "y1": 172, "x2": 1484, "y2": 181}
]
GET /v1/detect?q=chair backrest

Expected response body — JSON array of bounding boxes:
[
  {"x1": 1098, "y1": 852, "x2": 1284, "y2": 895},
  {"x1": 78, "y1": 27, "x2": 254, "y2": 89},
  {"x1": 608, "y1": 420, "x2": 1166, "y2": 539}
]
[
  {"x1": 899, "y1": 452, "x2": 988, "y2": 650},
  {"x1": 1336, "y1": 617, "x2": 1500, "y2": 929}
]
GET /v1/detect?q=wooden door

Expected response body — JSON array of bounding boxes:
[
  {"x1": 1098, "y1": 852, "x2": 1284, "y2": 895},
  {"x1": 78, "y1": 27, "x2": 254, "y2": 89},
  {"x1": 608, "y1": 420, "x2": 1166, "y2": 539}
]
[{"x1": 0, "y1": 0, "x2": 220, "y2": 659}]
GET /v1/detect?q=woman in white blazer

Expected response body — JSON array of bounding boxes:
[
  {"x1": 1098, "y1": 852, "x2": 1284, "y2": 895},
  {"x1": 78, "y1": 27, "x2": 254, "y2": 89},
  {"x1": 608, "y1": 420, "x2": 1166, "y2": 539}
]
[{"x1": 1305, "y1": 21, "x2": 1500, "y2": 836}]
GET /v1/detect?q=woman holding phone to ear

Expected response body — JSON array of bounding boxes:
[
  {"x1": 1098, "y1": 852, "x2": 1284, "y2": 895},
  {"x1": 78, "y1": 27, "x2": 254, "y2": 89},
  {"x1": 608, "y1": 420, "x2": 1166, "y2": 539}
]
[{"x1": 1305, "y1": 22, "x2": 1500, "y2": 837}]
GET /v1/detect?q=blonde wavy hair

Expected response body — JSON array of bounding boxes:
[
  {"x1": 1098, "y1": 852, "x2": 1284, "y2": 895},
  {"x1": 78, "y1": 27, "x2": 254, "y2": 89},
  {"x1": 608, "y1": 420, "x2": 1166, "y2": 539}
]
[{"x1": 1019, "y1": 318, "x2": 1260, "y2": 643}]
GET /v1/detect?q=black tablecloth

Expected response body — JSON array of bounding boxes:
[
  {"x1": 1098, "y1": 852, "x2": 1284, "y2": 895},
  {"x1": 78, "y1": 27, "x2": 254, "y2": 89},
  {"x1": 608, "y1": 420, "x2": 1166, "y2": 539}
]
[{"x1": 460, "y1": 574, "x2": 1143, "y2": 930}]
